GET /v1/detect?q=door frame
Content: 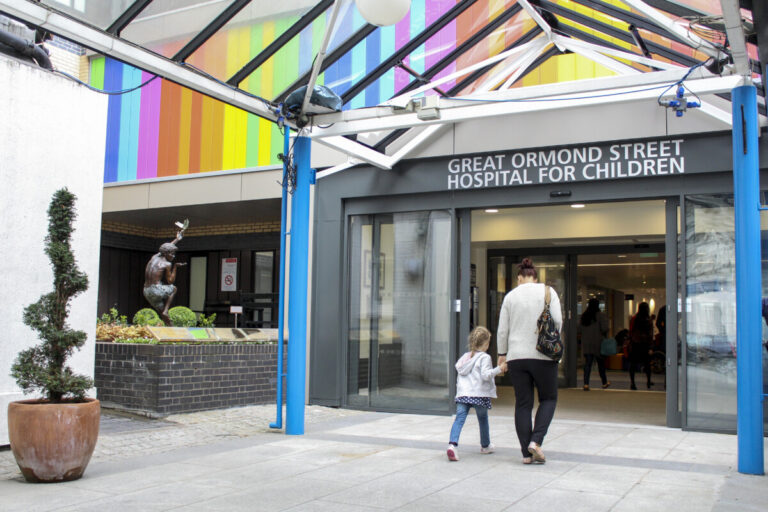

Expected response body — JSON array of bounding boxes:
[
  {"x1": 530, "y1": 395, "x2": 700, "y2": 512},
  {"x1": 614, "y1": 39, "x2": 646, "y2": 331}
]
[{"x1": 665, "y1": 197, "x2": 681, "y2": 427}]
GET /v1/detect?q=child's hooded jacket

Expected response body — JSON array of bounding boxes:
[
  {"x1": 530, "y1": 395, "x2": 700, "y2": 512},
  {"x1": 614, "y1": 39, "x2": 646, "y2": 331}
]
[{"x1": 455, "y1": 352, "x2": 502, "y2": 398}]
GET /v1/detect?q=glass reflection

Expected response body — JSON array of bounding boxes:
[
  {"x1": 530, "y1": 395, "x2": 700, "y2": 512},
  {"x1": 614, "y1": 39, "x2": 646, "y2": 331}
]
[
  {"x1": 41, "y1": 0, "x2": 134, "y2": 29},
  {"x1": 348, "y1": 211, "x2": 451, "y2": 412},
  {"x1": 685, "y1": 195, "x2": 737, "y2": 431}
]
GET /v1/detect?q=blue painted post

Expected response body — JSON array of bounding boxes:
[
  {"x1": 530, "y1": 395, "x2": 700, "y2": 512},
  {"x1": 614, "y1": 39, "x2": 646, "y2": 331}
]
[
  {"x1": 286, "y1": 135, "x2": 311, "y2": 435},
  {"x1": 732, "y1": 83, "x2": 764, "y2": 475},
  {"x1": 269, "y1": 127, "x2": 290, "y2": 430}
]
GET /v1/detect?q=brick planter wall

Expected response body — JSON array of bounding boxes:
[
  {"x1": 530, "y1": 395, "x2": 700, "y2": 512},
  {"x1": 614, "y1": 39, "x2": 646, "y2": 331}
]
[{"x1": 95, "y1": 342, "x2": 287, "y2": 417}]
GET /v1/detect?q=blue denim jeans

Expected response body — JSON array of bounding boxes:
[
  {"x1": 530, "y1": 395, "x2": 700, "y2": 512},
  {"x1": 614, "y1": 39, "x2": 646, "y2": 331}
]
[{"x1": 449, "y1": 402, "x2": 490, "y2": 448}]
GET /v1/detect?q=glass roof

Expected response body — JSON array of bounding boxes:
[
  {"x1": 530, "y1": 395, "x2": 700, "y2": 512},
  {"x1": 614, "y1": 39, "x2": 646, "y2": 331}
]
[
  {"x1": 25, "y1": 0, "x2": 756, "y2": 104},
  {"x1": 39, "y1": 0, "x2": 134, "y2": 29},
  {"x1": 11, "y1": 0, "x2": 763, "y2": 183},
  {"x1": 11, "y1": 0, "x2": 764, "y2": 152}
]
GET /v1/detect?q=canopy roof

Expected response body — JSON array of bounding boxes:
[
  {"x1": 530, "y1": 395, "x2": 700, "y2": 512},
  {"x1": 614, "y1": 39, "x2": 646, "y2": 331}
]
[{"x1": 1, "y1": 0, "x2": 765, "y2": 174}]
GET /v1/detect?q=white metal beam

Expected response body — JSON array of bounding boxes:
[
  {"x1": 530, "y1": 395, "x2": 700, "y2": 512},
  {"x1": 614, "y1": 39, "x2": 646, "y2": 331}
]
[
  {"x1": 384, "y1": 36, "x2": 547, "y2": 107},
  {"x1": 311, "y1": 74, "x2": 745, "y2": 137},
  {"x1": 518, "y1": 0, "x2": 553, "y2": 39},
  {"x1": 559, "y1": 37, "x2": 733, "y2": 126},
  {"x1": 478, "y1": 38, "x2": 550, "y2": 91},
  {"x1": 387, "y1": 34, "x2": 553, "y2": 167},
  {"x1": 500, "y1": 40, "x2": 553, "y2": 89},
  {"x1": 315, "y1": 67, "x2": 707, "y2": 127},
  {"x1": 390, "y1": 125, "x2": 449, "y2": 163},
  {"x1": 313, "y1": 136, "x2": 394, "y2": 170},
  {"x1": 558, "y1": 39, "x2": 639, "y2": 75},
  {"x1": 0, "y1": 0, "x2": 280, "y2": 122},
  {"x1": 558, "y1": 37, "x2": 681, "y2": 71},
  {"x1": 301, "y1": 0, "x2": 343, "y2": 115},
  {"x1": 316, "y1": 161, "x2": 357, "y2": 179},
  {"x1": 618, "y1": 0, "x2": 725, "y2": 60},
  {"x1": 719, "y1": 0, "x2": 750, "y2": 76}
]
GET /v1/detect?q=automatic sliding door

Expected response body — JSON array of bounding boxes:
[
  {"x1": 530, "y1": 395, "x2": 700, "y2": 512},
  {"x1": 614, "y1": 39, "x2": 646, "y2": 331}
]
[{"x1": 347, "y1": 211, "x2": 453, "y2": 412}]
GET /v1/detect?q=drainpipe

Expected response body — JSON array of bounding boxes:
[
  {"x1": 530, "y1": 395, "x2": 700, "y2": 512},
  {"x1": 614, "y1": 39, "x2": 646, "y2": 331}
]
[
  {"x1": 0, "y1": 28, "x2": 52, "y2": 70},
  {"x1": 269, "y1": 125, "x2": 291, "y2": 430},
  {"x1": 732, "y1": 83, "x2": 764, "y2": 475},
  {"x1": 286, "y1": 135, "x2": 312, "y2": 435}
]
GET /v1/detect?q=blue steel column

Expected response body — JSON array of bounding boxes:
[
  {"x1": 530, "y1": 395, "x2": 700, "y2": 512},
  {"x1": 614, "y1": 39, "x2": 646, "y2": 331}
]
[
  {"x1": 269, "y1": 127, "x2": 290, "y2": 430},
  {"x1": 286, "y1": 135, "x2": 311, "y2": 435},
  {"x1": 732, "y1": 84, "x2": 764, "y2": 475}
]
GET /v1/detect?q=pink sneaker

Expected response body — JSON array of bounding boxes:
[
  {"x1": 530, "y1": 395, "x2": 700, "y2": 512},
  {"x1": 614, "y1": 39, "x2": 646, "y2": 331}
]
[{"x1": 447, "y1": 445, "x2": 459, "y2": 461}]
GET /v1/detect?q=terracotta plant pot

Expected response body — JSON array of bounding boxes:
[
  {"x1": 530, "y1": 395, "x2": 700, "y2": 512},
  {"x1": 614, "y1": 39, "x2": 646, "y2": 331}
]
[{"x1": 7, "y1": 398, "x2": 100, "y2": 483}]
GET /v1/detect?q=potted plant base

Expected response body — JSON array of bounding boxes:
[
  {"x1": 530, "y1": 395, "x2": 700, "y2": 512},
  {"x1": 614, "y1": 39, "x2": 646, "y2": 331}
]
[{"x1": 8, "y1": 399, "x2": 100, "y2": 482}]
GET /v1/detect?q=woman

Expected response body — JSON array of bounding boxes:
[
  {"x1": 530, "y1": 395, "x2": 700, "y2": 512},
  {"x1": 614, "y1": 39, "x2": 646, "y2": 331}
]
[
  {"x1": 496, "y1": 258, "x2": 562, "y2": 464},
  {"x1": 629, "y1": 302, "x2": 654, "y2": 390},
  {"x1": 578, "y1": 298, "x2": 610, "y2": 391}
]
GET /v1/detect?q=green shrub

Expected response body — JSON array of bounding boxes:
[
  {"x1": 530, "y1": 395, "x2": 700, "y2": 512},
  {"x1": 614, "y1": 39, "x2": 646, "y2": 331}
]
[
  {"x1": 113, "y1": 337, "x2": 158, "y2": 345},
  {"x1": 11, "y1": 188, "x2": 92, "y2": 402},
  {"x1": 197, "y1": 313, "x2": 216, "y2": 327},
  {"x1": 169, "y1": 306, "x2": 197, "y2": 327},
  {"x1": 99, "y1": 307, "x2": 127, "y2": 326},
  {"x1": 133, "y1": 308, "x2": 163, "y2": 326}
]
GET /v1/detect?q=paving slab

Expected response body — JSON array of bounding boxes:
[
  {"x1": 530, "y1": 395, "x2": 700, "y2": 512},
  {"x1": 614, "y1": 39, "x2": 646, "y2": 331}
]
[{"x1": 0, "y1": 404, "x2": 766, "y2": 512}]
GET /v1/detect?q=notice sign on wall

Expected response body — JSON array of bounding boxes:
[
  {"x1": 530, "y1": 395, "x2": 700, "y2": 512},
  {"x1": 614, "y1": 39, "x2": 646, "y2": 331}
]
[{"x1": 221, "y1": 258, "x2": 238, "y2": 291}]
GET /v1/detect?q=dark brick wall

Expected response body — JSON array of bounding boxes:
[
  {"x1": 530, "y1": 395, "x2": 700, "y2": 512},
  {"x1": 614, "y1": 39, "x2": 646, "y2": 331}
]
[{"x1": 95, "y1": 342, "x2": 287, "y2": 416}]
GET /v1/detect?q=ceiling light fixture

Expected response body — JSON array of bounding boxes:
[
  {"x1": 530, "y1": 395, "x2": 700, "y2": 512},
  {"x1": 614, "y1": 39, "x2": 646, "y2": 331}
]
[
  {"x1": 355, "y1": 0, "x2": 412, "y2": 26},
  {"x1": 485, "y1": 209, "x2": 498, "y2": 213},
  {"x1": 571, "y1": 204, "x2": 585, "y2": 208}
]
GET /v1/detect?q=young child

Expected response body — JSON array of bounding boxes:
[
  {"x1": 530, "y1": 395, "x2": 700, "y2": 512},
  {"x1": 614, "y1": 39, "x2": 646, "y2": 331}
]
[{"x1": 447, "y1": 326, "x2": 506, "y2": 461}]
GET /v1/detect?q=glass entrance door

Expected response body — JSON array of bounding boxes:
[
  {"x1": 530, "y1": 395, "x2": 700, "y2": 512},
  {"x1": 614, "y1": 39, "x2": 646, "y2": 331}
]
[{"x1": 347, "y1": 210, "x2": 453, "y2": 412}]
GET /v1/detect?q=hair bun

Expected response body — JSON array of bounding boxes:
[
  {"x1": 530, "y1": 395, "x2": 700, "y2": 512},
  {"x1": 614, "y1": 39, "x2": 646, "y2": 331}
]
[{"x1": 520, "y1": 257, "x2": 535, "y2": 268}]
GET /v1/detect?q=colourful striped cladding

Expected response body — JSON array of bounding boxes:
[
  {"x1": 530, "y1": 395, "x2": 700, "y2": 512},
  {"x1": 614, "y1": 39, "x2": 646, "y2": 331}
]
[{"x1": 95, "y1": 1, "x2": 707, "y2": 183}]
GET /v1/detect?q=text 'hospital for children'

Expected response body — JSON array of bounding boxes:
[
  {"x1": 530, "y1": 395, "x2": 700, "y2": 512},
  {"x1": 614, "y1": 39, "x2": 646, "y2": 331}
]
[{"x1": 446, "y1": 139, "x2": 685, "y2": 190}]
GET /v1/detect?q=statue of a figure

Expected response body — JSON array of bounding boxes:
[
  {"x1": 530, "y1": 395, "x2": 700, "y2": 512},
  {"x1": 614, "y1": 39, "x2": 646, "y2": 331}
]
[{"x1": 143, "y1": 220, "x2": 188, "y2": 325}]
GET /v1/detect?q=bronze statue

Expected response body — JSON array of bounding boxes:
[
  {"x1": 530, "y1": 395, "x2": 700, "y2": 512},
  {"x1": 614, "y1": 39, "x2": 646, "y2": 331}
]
[{"x1": 143, "y1": 220, "x2": 188, "y2": 325}]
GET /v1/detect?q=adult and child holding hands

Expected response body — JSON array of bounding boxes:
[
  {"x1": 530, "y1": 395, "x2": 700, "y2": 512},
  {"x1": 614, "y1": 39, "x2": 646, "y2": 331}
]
[{"x1": 447, "y1": 258, "x2": 562, "y2": 464}]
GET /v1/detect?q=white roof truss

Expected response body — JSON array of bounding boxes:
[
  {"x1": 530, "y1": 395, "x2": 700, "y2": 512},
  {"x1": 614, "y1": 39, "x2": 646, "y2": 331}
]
[{"x1": 310, "y1": 73, "x2": 749, "y2": 138}]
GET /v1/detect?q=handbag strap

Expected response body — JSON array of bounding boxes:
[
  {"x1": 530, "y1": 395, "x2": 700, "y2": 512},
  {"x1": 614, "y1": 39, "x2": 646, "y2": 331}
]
[{"x1": 544, "y1": 285, "x2": 551, "y2": 308}]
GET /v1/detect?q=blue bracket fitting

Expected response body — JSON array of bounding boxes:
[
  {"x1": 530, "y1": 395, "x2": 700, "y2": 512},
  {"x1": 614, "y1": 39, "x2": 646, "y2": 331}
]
[{"x1": 660, "y1": 85, "x2": 700, "y2": 117}]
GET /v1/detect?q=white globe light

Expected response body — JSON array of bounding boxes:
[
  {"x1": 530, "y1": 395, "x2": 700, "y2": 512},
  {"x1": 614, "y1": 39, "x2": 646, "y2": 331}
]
[{"x1": 355, "y1": 0, "x2": 411, "y2": 27}]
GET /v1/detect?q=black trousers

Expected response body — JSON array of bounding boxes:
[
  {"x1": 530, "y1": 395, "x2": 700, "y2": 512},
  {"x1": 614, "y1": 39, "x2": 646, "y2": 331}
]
[
  {"x1": 629, "y1": 356, "x2": 652, "y2": 387},
  {"x1": 584, "y1": 353, "x2": 607, "y2": 386},
  {"x1": 508, "y1": 358, "x2": 559, "y2": 457}
]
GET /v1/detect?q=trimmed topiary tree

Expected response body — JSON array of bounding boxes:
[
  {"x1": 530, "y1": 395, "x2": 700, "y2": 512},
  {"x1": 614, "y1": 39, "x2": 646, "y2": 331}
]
[
  {"x1": 10, "y1": 188, "x2": 92, "y2": 402},
  {"x1": 133, "y1": 307, "x2": 163, "y2": 326},
  {"x1": 169, "y1": 306, "x2": 197, "y2": 327}
]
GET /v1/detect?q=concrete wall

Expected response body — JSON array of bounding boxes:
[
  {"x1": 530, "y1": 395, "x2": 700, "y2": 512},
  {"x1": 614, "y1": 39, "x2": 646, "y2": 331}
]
[
  {"x1": 0, "y1": 54, "x2": 107, "y2": 444},
  {"x1": 102, "y1": 167, "x2": 283, "y2": 212}
]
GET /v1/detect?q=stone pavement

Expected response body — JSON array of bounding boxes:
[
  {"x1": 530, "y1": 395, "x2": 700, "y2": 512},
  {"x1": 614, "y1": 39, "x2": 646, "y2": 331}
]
[{"x1": 1, "y1": 403, "x2": 767, "y2": 511}]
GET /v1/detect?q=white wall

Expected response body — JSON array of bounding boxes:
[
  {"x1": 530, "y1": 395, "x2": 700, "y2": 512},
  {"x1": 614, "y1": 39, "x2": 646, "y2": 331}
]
[{"x1": 0, "y1": 55, "x2": 107, "y2": 445}]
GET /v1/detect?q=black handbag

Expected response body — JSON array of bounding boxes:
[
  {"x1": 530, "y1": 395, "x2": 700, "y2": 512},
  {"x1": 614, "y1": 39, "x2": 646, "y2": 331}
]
[{"x1": 536, "y1": 286, "x2": 563, "y2": 362}]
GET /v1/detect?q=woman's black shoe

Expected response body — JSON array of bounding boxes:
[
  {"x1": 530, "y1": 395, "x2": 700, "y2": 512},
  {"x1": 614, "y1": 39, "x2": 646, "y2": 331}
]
[{"x1": 630, "y1": 384, "x2": 638, "y2": 390}]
